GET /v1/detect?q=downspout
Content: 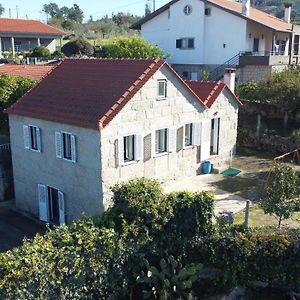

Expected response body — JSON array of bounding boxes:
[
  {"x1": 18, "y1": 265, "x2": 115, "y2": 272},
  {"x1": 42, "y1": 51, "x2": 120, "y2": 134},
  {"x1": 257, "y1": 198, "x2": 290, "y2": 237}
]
[{"x1": 289, "y1": 24, "x2": 294, "y2": 64}]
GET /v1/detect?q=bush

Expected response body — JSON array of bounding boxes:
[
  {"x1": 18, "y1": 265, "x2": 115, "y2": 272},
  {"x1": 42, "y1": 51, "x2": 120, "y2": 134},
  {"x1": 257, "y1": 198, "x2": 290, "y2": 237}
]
[
  {"x1": 51, "y1": 49, "x2": 65, "y2": 58},
  {"x1": 291, "y1": 129, "x2": 300, "y2": 142},
  {"x1": 235, "y1": 82, "x2": 258, "y2": 101},
  {"x1": 101, "y1": 36, "x2": 164, "y2": 59},
  {"x1": 61, "y1": 39, "x2": 94, "y2": 57},
  {"x1": 31, "y1": 46, "x2": 51, "y2": 58}
]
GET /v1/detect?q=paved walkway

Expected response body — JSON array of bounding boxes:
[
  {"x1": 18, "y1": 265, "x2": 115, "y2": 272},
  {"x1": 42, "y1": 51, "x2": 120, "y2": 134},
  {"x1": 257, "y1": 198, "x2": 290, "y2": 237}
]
[
  {"x1": 0, "y1": 201, "x2": 46, "y2": 252},
  {"x1": 163, "y1": 174, "x2": 249, "y2": 215}
]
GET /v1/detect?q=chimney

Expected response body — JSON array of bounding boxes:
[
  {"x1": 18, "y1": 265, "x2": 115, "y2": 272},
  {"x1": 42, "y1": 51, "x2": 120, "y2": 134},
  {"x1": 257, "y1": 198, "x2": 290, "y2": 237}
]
[
  {"x1": 242, "y1": 0, "x2": 250, "y2": 17},
  {"x1": 223, "y1": 68, "x2": 236, "y2": 93},
  {"x1": 284, "y1": 3, "x2": 292, "y2": 23}
]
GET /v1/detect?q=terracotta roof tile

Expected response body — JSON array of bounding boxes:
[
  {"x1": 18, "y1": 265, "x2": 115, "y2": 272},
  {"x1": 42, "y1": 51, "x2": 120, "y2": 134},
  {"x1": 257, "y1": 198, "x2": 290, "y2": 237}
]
[
  {"x1": 0, "y1": 18, "x2": 65, "y2": 35},
  {"x1": 185, "y1": 80, "x2": 242, "y2": 108},
  {"x1": 0, "y1": 64, "x2": 56, "y2": 80},
  {"x1": 6, "y1": 58, "x2": 166, "y2": 130},
  {"x1": 131, "y1": 0, "x2": 292, "y2": 32}
]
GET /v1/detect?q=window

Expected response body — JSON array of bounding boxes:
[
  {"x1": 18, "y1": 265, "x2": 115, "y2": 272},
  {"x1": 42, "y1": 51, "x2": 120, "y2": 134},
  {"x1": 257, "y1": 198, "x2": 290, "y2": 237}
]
[
  {"x1": 23, "y1": 125, "x2": 41, "y2": 152},
  {"x1": 55, "y1": 131, "x2": 76, "y2": 162},
  {"x1": 124, "y1": 135, "x2": 135, "y2": 162},
  {"x1": 184, "y1": 124, "x2": 193, "y2": 147},
  {"x1": 205, "y1": 8, "x2": 211, "y2": 15},
  {"x1": 157, "y1": 80, "x2": 167, "y2": 99},
  {"x1": 183, "y1": 4, "x2": 192, "y2": 15},
  {"x1": 176, "y1": 38, "x2": 194, "y2": 49},
  {"x1": 155, "y1": 128, "x2": 168, "y2": 154},
  {"x1": 182, "y1": 71, "x2": 189, "y2": 80},
  {"x1": 210, "y1": 118, "x2": 220, "y2": 155},
  {"x1": 38, "y1": 184, "x2": 65, "y2": 225},
  {"x1": 117, "y1": 134, "x2": 142, "y2": 166}
]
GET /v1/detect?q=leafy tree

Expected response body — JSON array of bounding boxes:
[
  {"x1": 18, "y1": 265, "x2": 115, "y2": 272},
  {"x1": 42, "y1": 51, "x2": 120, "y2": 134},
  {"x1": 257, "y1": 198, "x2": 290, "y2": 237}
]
[
  {"x1": 0, "y1": 3, "x2": 5, "y2": 16},
  {"x1": 103, "y1": 36, "x2": 164, "y2": 59},
  {"x1": 260, "y1": 163, "x2": 299, "y2": 228},
  {"x1": 31, "y1": 45, "x2": 51, "y2": 58},
  {"x1": 61, "y1": 39, "x2": 94, "y2": 56},
  {"x1": 67, "y1": 4, "x2": 84, "y2": 23}
]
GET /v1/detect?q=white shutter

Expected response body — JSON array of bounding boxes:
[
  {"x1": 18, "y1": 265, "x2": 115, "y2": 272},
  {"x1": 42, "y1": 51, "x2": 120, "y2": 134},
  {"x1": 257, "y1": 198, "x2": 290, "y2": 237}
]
[
  {"x1": 36, "y1": 127, "x2": 42, "y2": 152},
  {"x1": 134, "y1": 135, "x2": 143, "y2": 161},
  {"x1": 200, "y1": 119, "x2": 211, "y2": 161},
  {"x1": 55, "y1": 132, "x2": 62, "y2": 158},
  {"x1": 38, "y1": 184, "x2": 49, "y2": 222},
  {"x1": 58, "y1": 191, "x2": 65, "y2": 225},
  {"x1": 23, "y1": 125, "x2": 30, "y2": 149},
  {"x1": 168, "y1": 128, "x2": 176, "y2": 152},
  {"x1": 71, "y1": 135, "x2": 76, "y2": 162},
  {"x1": 192, "y1": 123, "x2": 201, "y2": 146},
  {"x1": 117, "y1": 137, "x2": 124, "y2": 166},
  {"x1": 212, "y1": 118, "x2": 220, "y2": 154}
]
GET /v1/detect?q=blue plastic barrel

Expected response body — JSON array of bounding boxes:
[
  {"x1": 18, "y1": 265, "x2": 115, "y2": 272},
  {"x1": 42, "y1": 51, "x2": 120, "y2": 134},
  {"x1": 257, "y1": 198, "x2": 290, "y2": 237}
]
[{"x1": 202, "y1": 160, "x2": 212, "y2": 174}]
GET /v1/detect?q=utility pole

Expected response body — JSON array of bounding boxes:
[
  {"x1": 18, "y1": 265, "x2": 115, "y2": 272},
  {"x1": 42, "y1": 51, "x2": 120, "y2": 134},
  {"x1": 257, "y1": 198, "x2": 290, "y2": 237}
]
[
  {"x1": 9, "y1": 8, "x2": 11, "y2": 18},
  {"x1": 153, "y1": 0, "x2": 155, "y2": 11},
  {"x1": 16, "y1": 6, "x2": 19, "y2": 18}
]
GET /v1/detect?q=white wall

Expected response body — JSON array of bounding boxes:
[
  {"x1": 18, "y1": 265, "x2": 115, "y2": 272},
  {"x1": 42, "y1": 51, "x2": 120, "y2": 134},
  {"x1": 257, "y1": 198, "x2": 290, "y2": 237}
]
[
  {"x1": 203, "y1": 4, "x2": 247, "y2": 64},
  {"x1": 142, "y1": 0, "x2": 206, "y2": 64}
]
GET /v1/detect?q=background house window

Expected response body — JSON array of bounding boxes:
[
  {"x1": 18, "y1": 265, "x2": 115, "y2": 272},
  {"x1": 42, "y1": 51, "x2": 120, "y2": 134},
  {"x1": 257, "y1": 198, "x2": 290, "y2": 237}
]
[
  {"x1": 158, "y1": 80, "x2": 167, "y2": 99},
  {"x1": 155, "y1": 129, "x2": 168, "y2": 154},
  {"x1": 176, "y1": 38, "x2": 194, "y2": 49},
  {"x1": 124, "y1": 135, "x2": 135, "y2": 162},
  {"x1": 23, "y1": 125, "x2": 41, "y2": 152},
  {"x1": 55, "y1": 131, "x2": 76, "y2": 162},
  {"x1": 182, "y1": 71, "x2": 189, "y2": 80},
  {"x1": 185, "y1": 123, "x2": 193, "y2": 147},
  {"x1": 205, "y1": 8, "x2": 211, "y2": 15},
  {"x1": 183, "y1": 4, "x2": 192, "y2": 15}
]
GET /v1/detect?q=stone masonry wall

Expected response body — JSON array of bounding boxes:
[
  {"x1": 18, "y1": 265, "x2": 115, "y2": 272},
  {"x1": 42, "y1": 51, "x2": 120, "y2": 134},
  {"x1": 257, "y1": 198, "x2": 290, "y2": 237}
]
[{"x1": 100, "y1": 65, "x2": 239, "y2": 208}]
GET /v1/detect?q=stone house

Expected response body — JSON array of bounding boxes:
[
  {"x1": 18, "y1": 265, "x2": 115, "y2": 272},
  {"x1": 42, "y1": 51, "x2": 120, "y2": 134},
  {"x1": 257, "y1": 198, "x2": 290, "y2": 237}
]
[
  {"x1": 0, "y1": 18, "x2": 64, "y2": 55},
  {"x1": 6, "y1": 59, "x2": 241, "y2": 224},
  {"x1": 131, "y1": 0, "x2": 300, "y2": 83}
]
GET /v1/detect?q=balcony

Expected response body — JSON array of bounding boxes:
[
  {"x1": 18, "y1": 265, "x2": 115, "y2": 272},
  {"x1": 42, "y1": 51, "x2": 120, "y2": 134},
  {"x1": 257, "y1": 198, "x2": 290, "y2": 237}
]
[{"x1": 239, "y1": 51, "x2": 290, "y2": 66}]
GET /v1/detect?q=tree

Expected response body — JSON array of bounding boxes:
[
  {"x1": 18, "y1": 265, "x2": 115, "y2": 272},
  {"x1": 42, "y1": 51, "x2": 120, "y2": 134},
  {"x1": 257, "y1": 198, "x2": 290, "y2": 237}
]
[
  {"x1": 67, "y1": 4, "x2": 84, "y2": 23},
  {"x1": 61, "y1": 39, "x2": 94, "y2": 57},
  {"x1": 260, "y1": 163, "x2": 299, "y2": 228},
  {"x1": 103, "y1": 36, "x2": 164, "y2": 59},
  {"x1": 0, "y1": 4, "x2": 5, "y2": 16},
  {"x1": 42, "y1": 3, "x2": 61, "y2": 19},
  {"x1": 31, "y1": 46, "x2": 51, "y2": 58}
]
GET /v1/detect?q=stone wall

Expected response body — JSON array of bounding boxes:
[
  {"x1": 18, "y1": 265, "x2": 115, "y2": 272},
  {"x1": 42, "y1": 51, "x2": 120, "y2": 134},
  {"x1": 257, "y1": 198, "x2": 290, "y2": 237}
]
[
  {"x1": 236, "y1": 64, "x2": 289, "y2": 83},
  {"x1": 0, "y1": 145, "x2": 13, "y2": 201},
  {"x1": 100, "y1": 65, "x2": 239, "y2": 208}
]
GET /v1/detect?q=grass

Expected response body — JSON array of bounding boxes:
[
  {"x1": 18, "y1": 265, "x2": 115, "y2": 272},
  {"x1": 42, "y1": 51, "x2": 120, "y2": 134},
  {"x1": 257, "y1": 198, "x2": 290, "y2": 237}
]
[
  {"x1": 214, "y1": 176, "x2": 261, "y2": 200},
  {"x1": 234, "y1": 204, "x2": 300, "y2": 228}
]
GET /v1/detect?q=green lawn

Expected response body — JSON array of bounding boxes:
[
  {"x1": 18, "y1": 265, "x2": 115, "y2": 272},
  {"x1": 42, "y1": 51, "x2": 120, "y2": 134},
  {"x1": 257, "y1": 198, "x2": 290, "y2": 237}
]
[{"x1": 234, "y1": 204, "x2": 300, "y2": 228}]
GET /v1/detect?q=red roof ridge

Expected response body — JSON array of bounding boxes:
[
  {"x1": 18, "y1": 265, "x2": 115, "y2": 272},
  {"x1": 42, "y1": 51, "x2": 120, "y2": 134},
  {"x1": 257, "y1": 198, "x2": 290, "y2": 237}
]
[{"x1": 99, "y1": 58, "x2": 165, "y2": 128}]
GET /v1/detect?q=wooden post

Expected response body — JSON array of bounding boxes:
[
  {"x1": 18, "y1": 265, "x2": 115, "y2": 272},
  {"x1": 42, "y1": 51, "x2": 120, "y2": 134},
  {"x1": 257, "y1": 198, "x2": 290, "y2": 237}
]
[
  {"x1": 284, "y1": 111, "x2": 288, "y2": 128},
  {"x1": 256, "y1": 114, "x2": 261, "y2": 140},
  {"x1": 244, "y1": 200, "x2": 250, "y2": 228}
]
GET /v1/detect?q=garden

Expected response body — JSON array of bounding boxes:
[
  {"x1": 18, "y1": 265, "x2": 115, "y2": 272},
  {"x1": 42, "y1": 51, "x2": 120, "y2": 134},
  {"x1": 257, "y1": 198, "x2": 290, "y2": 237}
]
[{"x1": 1, "y1": 177, "x2": 300, "y2": 300}]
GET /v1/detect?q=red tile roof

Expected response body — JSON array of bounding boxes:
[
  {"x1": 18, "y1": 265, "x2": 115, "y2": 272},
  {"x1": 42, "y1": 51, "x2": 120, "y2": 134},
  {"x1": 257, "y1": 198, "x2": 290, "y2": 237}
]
[
  {"x1": 0, "y1": 64, "x2": 55, "y2": 80},
  {"x1": 185, "y1": 80, "x2": 242, "y2": 108},
  {"x1": 0, "y1": 18, "x2": 65, "y2": 35},
  {"x1": 131, "y1": 0, "x2": 292, "y2": 32},
  {"x1": 6, "y1": 59, "x2": 240, "y2": 130}
]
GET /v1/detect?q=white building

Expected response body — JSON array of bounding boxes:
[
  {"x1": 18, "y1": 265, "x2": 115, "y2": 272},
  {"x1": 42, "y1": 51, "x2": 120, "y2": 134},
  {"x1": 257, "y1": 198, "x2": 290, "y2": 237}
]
[
  {"x1": 131, "y1": 0, "x2": 300, "y2": 82},
  {"x1": 6, "y1": 59, "x2": 241, "y2": 224},
  {"x1": 0, "y1": 18, "x2": 64, "y2": 56}
]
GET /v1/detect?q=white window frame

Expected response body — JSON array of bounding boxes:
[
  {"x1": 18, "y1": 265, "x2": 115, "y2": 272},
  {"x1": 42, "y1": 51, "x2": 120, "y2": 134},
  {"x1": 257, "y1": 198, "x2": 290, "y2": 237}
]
[
  {"x1": 55, "y1": 131, "x2": 76, "y2": 163},
  {"x1": 23, "y1": 125, "x2": 41, "y2": 152},
  {"x1": 157, "y1": 79, "x2": 167, "y2": 100},
  {"x1": 154, "y1": 128, "x2": 176, "y2": 157},
  {"x1": 176, "y1": 38, "x2": 195, "y2": 50},
  {"x1": 117, "y1": 134, "x2": 143, "y2": 166},
  {"x1": 184, "y1": 123, "x2": 193, "y2": 149}
]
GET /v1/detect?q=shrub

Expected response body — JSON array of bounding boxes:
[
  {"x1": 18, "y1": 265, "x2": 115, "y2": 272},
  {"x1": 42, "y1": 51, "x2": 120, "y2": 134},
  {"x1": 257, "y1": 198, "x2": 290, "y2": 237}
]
[
  {"x1": 102, "y1": 36, "x2": 164, "y2": 59},
  {"x1": 51, "y1": 49, "x2": 65, "y2": 58},
  {"x1": 291, "y1": 129, "x2": 300, "y2": 142},
  {"x1": 235, "y1": 82, "x2": 258, "y2": 101},
  {"x1": 61, "y1": 39, "x2": 94, "y2": 57},
  {"x1": 31, "y1": 46, "x2": 51, "y2": 58}
]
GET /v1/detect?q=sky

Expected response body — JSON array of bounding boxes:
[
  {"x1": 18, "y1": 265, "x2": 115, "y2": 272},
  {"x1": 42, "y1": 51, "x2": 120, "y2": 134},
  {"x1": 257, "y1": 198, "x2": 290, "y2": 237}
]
[{"x1": 0, "y1": 0, "x2": 169, "y2": 21}]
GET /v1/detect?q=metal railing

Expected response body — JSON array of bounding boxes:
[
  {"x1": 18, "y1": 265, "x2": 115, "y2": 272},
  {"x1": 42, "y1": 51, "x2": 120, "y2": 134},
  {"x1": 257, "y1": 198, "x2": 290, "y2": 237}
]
[{"x1": 0, "y1": 144, "x2": 10, "y2": 153}]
